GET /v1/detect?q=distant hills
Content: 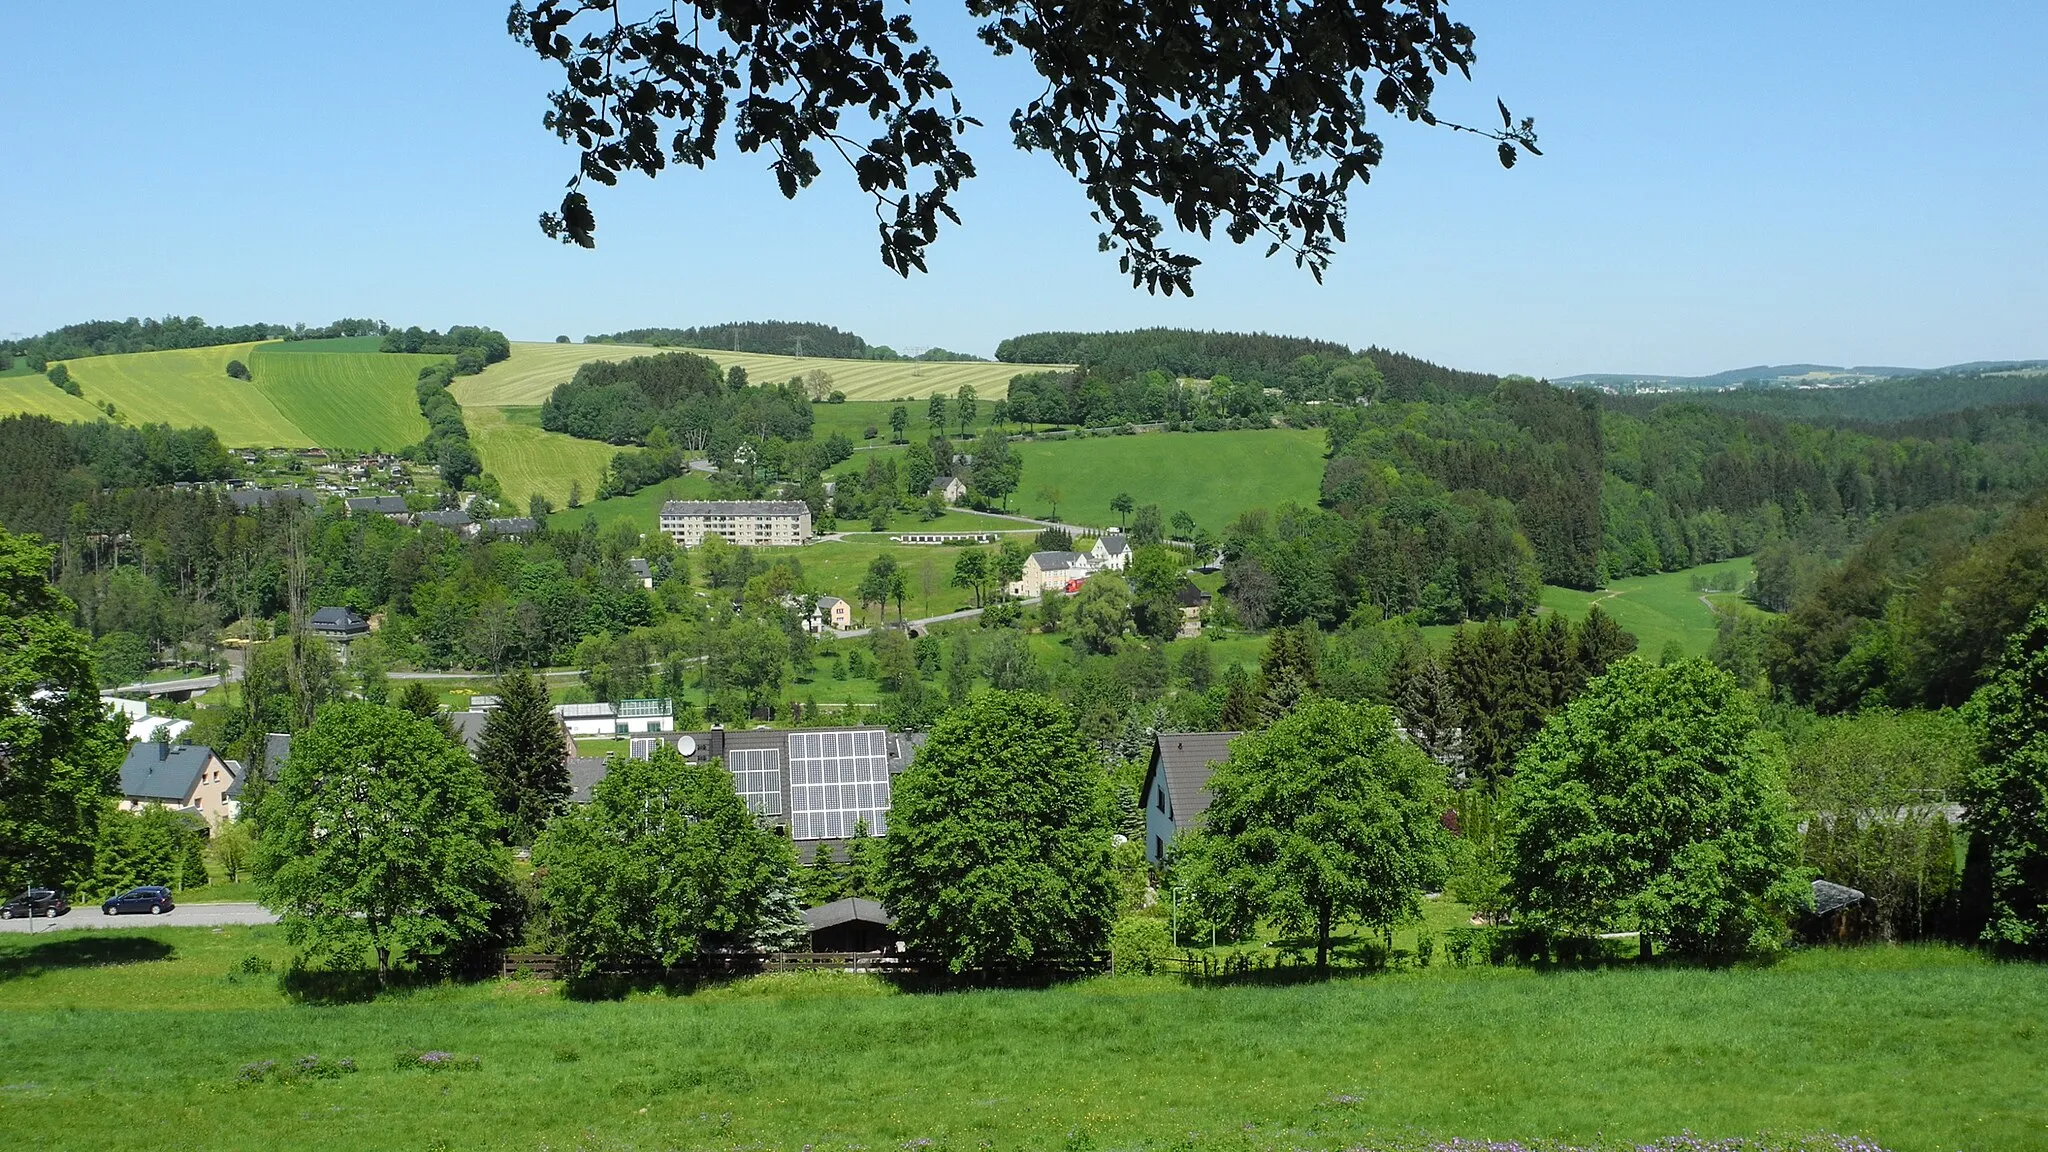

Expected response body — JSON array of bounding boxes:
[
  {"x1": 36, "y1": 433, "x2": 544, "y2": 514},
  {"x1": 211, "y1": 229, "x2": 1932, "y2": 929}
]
[{"x1": 1558, "y1": 360, "x2": 2048, "y2": 392}]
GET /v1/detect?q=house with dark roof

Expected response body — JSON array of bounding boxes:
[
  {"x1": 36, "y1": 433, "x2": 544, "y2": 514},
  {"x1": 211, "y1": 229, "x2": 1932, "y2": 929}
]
[
  {"x1": 627, "y1": 558, "x2": 653, "y2": 588},
  {"x1": 1008, "y1": 550, "x2": 1092, "y2": 597},
  {"x1": 927, "y1": 475, "x2": 967, "y2": 505},
  {"x1": 226, "y1": 487, "x2": 318, "y2": 511},
  {"x1": 567, "y1": 725, "x2": 920, "y2": 846},
  {"x1": 417, "y1": 509, "x2": 475, "y2": 532},
  {"x1": 309, "y1": 606, "x2": 370, "y2": 643},
  {"x1": 1088, "y1": 531, "x2": 1131, "y2": 570},
  {"x1": 344, "y1": 495, "x2": 409, "y2": 518},
  {"x1": 1174, "y1": 583, "x2": 1212, "y2": 637},
  {"x1": 118, "y1": 742, "x2": 236, "y2": 830},
  {"x1": 482, "y1": 517, "x2": 539, "y2": 538},
  {"x1": 1139, "y1": 731, "x2": 1240, "y2": 864}
]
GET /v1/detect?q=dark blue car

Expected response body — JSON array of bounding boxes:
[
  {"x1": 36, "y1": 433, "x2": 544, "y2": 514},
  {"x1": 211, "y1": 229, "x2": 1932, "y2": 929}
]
[{"x1": 101, "y1": 886, "x2": 175, "y2": 916}]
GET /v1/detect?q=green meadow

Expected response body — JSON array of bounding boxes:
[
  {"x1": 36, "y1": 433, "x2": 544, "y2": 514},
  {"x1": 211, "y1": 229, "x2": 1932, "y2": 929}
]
[
  {"x1": 1012, "y1": 429, "x2": 1327, "y2": 531},
  {"x1": 0, "y1": 926, "x2": 2039, "y2": 1151},
  {"x1": 53, "y1": 342, "x2": 314, "y2": 446},
  {"x1": 0, "y1": 373, "x2": 107, "y2": 422},
  {"x1": 1540, "y1": 556, "x2": 1759, "y2": 657},
  {"x1": 245, "y1": 347, "x2": 438, "y2": 451},
  {"x1": 467, "y1": 404, "x2": 624, "y2": 508}
]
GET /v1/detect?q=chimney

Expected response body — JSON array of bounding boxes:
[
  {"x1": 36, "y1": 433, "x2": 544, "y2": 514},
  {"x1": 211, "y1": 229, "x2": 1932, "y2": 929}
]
[
  {"x1": 708, "y1": 724, "x2": 726, "y2": 758},
  {"x1": 157, "y1": 741, "x2": 170, "y2": 761}
]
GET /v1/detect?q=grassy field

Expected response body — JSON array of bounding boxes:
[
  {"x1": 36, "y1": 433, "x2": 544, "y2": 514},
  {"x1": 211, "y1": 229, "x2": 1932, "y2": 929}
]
[
  {"x1": 1012, "y1": 429, "x2": 1326, "y2": 532},
  {"x1": 245, "y1": 347, "x2": 437, "y2": 452},
  {"x1": 468, "y1": 404, "x2": 624, "y2": 508},
  {"x1": 0, "y1": 373, "x2": 108, "y2": 422},
  {"x1": 255, "y1": 335, "x2": 387, "y2": 354},
  {"x1": 544, "y1": 475, "x2": 715, "y2": 536},
  {"x1": 52, "y1": 343, "x2": 314, "y2": 446},
  {"x1": 452, "y1": 342, "x2": 1067, "y2": 407},
  {"x1": 0, "y1": 927, "x2": 2038, "y2": 1151},
  {"x1": 1540, "y1": 556, "x2": 1759, "y2": 658}
]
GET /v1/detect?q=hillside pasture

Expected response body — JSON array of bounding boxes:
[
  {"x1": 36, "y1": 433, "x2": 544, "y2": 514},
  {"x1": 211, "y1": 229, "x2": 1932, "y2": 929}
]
[
  {"x1": 0, "y1": 374, "x2": 109, "y2": 423},
  {"x1": 468, "y1": 405, "x2": 623, "y2": 509},
  {"x1": 1540, "y1": 556, "x2": 1759, "y2": 657},
  {"x1": 0, "y1": 927, "x2": 2038, "y2": 1151},
  {"x1": 453, "y1": 341, "x2": 1066, "y2": 407},
  {"x1": 245, "y1": 348, "x2": 438, "y2": 452},
  {"x1": 1012, "y1": 428, "x2": 1327, "y2": 532},
  {"x1": 543, "y1": 473, "x2": 715, "y2": 536},
  {"x1": 254, "y1": 335, "x2": 386, "y2": 354},
  {"x1": 48, "y1": 343, "x2": 312, "y2": 446}
]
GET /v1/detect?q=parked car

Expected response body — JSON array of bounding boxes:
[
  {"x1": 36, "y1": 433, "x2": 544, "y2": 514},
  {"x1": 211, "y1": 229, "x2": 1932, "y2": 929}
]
[
  {"x1": 1, "y1": 889, "x2": 70, "y2": 918},
  {"x1": 101, "y1": 886, "x2": 175, "y2": 916}
]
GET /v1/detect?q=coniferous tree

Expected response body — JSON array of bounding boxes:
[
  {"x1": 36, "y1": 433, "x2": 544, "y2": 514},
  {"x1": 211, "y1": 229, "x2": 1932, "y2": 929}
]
[
  {"x1": 1256, "y1": 624, "x2": 1320, "y2": 722},
  {"x1": 1576, "y1": 605, "x2": 1638, "y2": 679},
  {"x1": 475, "y1": 669, "x2": 571, "y2": 845},
  {"x1": 1217, "y1": 663, "x2": 1258, "y2": 731},
  {"x1": 1397, "y1": 651, "x2": 1466, "y2": 782}
]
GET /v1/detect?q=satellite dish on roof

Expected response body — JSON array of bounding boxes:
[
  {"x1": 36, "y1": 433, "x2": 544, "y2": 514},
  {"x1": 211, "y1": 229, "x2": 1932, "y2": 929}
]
[{"x1": 677, "y1": 735, "x2": 697, "y2": 756}]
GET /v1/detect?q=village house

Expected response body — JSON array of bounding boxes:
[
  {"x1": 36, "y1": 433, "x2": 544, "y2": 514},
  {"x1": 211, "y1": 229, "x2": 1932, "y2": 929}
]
[
  {"x1": 1008, "y1": 550, "x2": 1093, "y2": 598},
  {"x1": 117, "y1": 741, "x2": 238, "y2": 830},
  {"x1": 344, "y1": 495, "x2": 409, "y2": 519},
  {"x1": 1175, "y1": 583, "x2": 1212, "y2": 637},
  {"x1": 803, "y1": 594, "x2": 853, "y2": 634},
  {"x1": 927, "y1": 475, "x2": 967, "y2": 505},
  {"x1": 1088, "y1": 531, "x2": 1131, "y2": 570},
  {"x1": 552, "y1": 698, "x2": 675, "y2": 737},
  {"x1": 308, "y1": 606, "x2": 370, "y2": 656},
  {"x1": 1139, "y1": 731, "x2": 1240, "y2": 864}
]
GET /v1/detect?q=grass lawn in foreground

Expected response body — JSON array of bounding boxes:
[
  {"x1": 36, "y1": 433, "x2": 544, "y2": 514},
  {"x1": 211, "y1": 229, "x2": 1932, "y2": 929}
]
[
  {"x1": 1012, "y1": 428, "x2": 1326, "y2": 532},
  {"x1": 0, "y1": 928, "x2": 2037, "y2": 1151}
]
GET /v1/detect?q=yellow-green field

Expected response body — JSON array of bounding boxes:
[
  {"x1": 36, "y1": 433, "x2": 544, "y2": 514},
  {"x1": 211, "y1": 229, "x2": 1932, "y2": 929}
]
[
  {"x1": 452, "y1": 342, "x2": 1067, "y2": 407},
  {"x1": 245, "y1": 347, "x2": 437, "y2": 452},
  {"x1": 1012, "y1": 428, "x2": 1327, "y2": 532},
  {"x1": 54, "y1": 343, "x2": 313, "y2": 446},
  {"x1": 0, "y1": 374, "x2": 107, "y2": 422},
  {"x1": 468, "y1": 405, "x2": 623, "y2": 508}
]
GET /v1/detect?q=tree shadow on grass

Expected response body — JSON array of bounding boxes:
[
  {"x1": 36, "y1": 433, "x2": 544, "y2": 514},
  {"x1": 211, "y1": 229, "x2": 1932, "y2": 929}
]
[{"x1": 0, "y1": 934, "x2": 175, "y2": 982}]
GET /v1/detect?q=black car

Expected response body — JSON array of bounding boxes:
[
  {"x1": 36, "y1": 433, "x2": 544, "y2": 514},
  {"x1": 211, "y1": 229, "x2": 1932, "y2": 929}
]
[
  {"x1": 102, "y1": 886, "x2": 175, "y2": 916},
  {"x1": 1, "y1": 889, "x2": 70, "y2": 919}
]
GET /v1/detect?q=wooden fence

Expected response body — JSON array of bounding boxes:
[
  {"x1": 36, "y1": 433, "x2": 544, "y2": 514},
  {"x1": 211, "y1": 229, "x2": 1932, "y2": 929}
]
[{"x1": 499, "y1": 951, "x2": 1108, "y2": 980}]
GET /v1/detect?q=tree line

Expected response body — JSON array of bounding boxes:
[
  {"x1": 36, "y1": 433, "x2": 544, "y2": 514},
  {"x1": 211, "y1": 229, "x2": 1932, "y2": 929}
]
[
  {"x1": 5, "y1": 316, "x2": 392, "y2": 371},
  {"x1": 586, "y1": 319, "x2": 985, "y2": 362}
]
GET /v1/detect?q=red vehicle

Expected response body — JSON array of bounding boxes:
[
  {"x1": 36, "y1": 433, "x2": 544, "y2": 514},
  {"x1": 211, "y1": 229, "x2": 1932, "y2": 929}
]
[{"x1": 1064, "y1": 578, "x2": 1086, "y2": 594}]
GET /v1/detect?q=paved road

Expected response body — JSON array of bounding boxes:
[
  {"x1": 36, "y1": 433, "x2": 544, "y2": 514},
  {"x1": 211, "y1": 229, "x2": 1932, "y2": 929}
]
[{"x1": 0, "y1": 902, "x2": 277, "y2": 933}]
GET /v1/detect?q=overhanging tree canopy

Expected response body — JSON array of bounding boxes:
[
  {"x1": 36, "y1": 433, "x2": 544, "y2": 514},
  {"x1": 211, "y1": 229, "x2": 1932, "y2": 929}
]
[{"x1": 510, "y1": 0, "x2": 1538, "y2": 294}]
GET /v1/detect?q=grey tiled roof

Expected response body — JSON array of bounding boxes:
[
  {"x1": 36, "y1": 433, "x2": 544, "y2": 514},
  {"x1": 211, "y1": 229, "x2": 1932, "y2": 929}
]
[
  {"x1": 345, "y1": 496, "x2": 408, "y2": 514},
  {"x1": 119, "y1": 742, "x2": 216, "y2": 802},
  {"x1": 567, "y1": 757, "x2": 610, "y2": 803},
  {"x1": 1030, "y1": 551, "x2": 1087, "y2": 568},
  {"x1": 227, "y1": 488, "x2": 318, "y2": 510},
  {"x1": 417, "y1": 509, "x2": 473, "y2": 528},
  {"x1": 309, "y1": 606, "x2": 368, "y2": 632},
  {"x1": 801, "y1": 897, "x2": 894, "y2": 930},
  {"x1": 1147, "y1": 732, "x2": 1240, "y2": 833},
  {"x1": 659, "y1": 500, "x2": 810, "y2": 516},
  {"x1": 483, "y1": 517, "x2": 538, "y2": 535}
]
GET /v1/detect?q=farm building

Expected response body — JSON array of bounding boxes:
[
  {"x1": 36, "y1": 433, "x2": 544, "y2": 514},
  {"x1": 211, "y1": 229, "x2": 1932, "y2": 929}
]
[
  {"x1": 801, "y1": 897, "x2": 900, "y2": 953},
  {"x1": 659, "y1": 500, "x2": 812, "y2": 548},
  {"x1": 1139, "y1": 731, "x2": 1240, "y2": 864},
  {"x1": 117, "y1": 742, "x2": 238, "y2": 830}
]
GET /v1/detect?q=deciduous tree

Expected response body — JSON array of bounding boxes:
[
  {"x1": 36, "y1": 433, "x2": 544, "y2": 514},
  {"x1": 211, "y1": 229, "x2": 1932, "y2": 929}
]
[
  {"x1": 878, "y1": 691, "x2": 1118, "y2": 970},
  {"x1": 1964, "y1": 605, "x2": 2048, "y2": 949},
  {"x1": 1505, "y1": 658, "x2": 1808, "y2": 959},
  {"x1": 1176, "y1": 698, "x2": 1452, "y2": 969},
  {"x1": 255, "y1": 702, "x2": 509, "y2": 982},
  {"x1": 533, "y1": 746, "x2": 795, "y2": 974}
]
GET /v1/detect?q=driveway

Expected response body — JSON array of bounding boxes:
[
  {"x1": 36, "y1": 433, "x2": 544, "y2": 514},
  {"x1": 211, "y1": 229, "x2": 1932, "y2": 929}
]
[{"x1": 0, "y1": 902, "x2": 277, "y2": 933}]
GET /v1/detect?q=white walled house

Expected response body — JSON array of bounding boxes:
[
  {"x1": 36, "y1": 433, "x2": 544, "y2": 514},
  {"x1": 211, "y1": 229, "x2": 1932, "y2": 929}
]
[
  {"x1": 1007, "y1": 550, "x2": 1093, "y2": 598},
  {"x1": 1089, "y1": 531, "x2": 1131, "y2": 571},
  {"x1": 659, "y1": 500, "x2": 812, "y2": 548},
  {"x1": 803, "y1": 595, "x2": 853, "y2": 634},
  {"x1": 118, "y1": 742, "x2": 238, "y2": 830},
  {"x1": 553, "y1": 698, "x2": 675, "y2": 737}
]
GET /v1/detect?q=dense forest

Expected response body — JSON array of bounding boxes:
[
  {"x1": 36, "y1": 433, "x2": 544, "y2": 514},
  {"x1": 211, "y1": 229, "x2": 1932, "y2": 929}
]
[
  {"x1": 1605, "y1": 369, "x2": 2048, "y2": 426},
  {"x1": 6, "y1": 316, "x2": 389, "y2": 370},
  {"x1": 380, "y1": 325, "x2": 512, "y2": 372},
  {"x1": 587, "y1": 320, "x2": 982, "y2": 362}
]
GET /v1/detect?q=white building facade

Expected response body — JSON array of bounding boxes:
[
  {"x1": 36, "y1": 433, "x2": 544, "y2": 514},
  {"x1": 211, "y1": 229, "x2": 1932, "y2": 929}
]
[{"x1": 659, "y1": 500, "x2": 813, "y2": 548}]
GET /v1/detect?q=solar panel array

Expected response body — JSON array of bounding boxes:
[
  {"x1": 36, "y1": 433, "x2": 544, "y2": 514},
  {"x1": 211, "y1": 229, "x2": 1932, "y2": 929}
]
[
  {"x1": 787, "y1": 730, "x2": 891, "y2": 839},
  {"x1": 726, "y1": 747, "x2": 783, "y2": 816}
]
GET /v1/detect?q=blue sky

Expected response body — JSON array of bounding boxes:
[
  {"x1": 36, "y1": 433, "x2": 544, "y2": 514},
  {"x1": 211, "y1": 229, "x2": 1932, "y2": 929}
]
[{"x1": 4, "y1": 2, "x2": 2043, "y2": 377}]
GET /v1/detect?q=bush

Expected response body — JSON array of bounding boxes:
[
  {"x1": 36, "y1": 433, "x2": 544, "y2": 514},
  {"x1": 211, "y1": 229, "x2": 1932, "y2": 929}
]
[
  {"x1": 1110, "y1": 917, "x2": 1174, "y2": 974},
  {"x1": 225, "y1": 359, "x2": 251, "y2": 380},
  {"x1": 395, "y1": 1050, "x2": 482, "y2": 1073},
  {"x1": 1415, "y1": 932, "x2": 1435, "y2": 968},
  {"x1": 862, "y1": 424, "x2": 879, "y2": 440},
  {"x1": 235, "y1": 1055, "x2": 357, "y2": 1086}
]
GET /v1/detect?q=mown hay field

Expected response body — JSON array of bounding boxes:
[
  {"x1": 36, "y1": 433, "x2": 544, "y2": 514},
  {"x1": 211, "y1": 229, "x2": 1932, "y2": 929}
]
[
  {"x1": 453, "y1": 342, "x2": 1067, "y2": 407},
  {"x1": 1539, "y1": 556, "x2": 1761, "y2": 658},
  {"x1": 50, "y1": 342, "x2": 313, "y2": 446},
  {"x1": 0, "y1": 374, "x2": 108, "y2": 422},
  {"x1": 245, "y1": 347, "x2": 438, "y2": 452},
  {"x1": 0, "y1": 927, "x2": 2038, "y2": 1152},
  {"x1": 468, "y1": 405, "x2": 624, "y2": 509}
]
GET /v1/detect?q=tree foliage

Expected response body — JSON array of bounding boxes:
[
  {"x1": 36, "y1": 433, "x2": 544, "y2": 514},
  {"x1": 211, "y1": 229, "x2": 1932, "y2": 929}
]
[
  {"x1": 877, "y1": 691, "x2": 1118, "y2": 970},
  {"x1": 512, "y1": 1, "x2": 1535, "y2": 293},
  {"x1": 1964, "y1": 605, "x2": 2048, "y2": 950},
  {"x1": 0, "y1": 525, "x2": 125, "y2": 894},
  {"x1": 533, "y1": 746, "x2": 795, "y2": 974},
  {"x1": 474, "y1": 669, "x2": 571, "y2": 844},
  {"x1": 1176, "y1": 698, "x2": 1452, "y2": 969},
  {"x1": 254, "y1": 702, "x2": 510, "y2": 980},
  {"x1": 1505, "y1": 659, "x2": 1808, "y2": 958}
]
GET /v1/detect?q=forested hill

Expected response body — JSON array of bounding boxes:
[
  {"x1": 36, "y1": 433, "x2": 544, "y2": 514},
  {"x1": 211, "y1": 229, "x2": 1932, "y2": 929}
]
[
  {"x1": 993, "y1": 329, "x2": 1503, "y2": 398},
  {"x1": 7, "y1": 317, "x2": 389, "y2": 370},
  {"x1": 583, "y1": 321, "x2": 985, "y2": 362},
  {"x1": 1605, "y1": 368, "x2": 2048, "y2": 426}
]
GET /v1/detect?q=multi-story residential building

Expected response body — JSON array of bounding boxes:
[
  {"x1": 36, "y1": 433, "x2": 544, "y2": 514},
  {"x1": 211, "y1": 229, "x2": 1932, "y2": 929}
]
[{"x1": 658, "y1": 500, "x2": 813, "y2": 548}]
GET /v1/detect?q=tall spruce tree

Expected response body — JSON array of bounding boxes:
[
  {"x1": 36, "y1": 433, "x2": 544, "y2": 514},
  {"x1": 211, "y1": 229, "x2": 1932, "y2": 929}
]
[{"x1": 475, "y1": 669, "x2": 571, "y2": 844}]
